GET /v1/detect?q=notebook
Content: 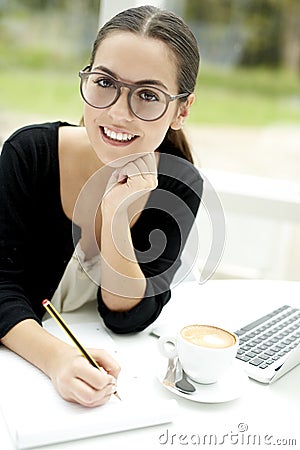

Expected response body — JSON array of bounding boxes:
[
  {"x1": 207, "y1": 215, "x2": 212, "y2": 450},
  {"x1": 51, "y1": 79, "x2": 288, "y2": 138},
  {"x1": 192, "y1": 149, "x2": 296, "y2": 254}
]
[
  {"x1": 234, "y1": 304, "x2": 300, "y2": 383},
  {"x1": 0, "y1": 321, "x2": 177, "y2": 449}
]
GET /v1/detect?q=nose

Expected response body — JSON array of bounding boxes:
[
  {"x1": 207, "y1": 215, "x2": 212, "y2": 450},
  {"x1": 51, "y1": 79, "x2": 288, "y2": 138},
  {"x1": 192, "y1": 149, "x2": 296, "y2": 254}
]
[{"x1": 107, "y1": 87, "x2": 134, "y2": 122}]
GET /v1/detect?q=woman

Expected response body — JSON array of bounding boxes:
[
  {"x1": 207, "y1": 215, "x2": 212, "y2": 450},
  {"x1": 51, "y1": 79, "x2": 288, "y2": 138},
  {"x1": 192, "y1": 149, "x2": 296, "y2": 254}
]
[{"x1": 0, "y1": 5, "x2": 202, "y2": 406}]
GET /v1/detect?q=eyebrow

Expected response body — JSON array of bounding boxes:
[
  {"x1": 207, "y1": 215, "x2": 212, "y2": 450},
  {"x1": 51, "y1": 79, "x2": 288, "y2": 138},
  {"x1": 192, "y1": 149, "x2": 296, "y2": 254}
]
[{"x1": 92, "y1": 65, "x2": 169, "y2": 90}]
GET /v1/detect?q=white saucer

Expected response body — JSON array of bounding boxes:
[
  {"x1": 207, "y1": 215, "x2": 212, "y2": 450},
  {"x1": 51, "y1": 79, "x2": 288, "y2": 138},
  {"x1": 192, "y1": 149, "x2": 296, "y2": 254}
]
[{"x1": 158, "y1": 362, "x2": 249, "y2": 403}]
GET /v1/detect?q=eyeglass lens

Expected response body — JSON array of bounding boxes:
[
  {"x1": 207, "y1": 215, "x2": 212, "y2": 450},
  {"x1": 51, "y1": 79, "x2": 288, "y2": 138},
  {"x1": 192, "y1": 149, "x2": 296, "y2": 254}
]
[{"x1": 81, "y1": 73, "x2": 168, "y2": 120}]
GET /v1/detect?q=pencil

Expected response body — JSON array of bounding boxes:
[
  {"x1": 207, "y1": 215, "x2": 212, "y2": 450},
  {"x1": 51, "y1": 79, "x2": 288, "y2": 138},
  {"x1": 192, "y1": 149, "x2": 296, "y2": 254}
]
[{"x1": 42, "y1": 299, "x2": 121, "y2": 400}]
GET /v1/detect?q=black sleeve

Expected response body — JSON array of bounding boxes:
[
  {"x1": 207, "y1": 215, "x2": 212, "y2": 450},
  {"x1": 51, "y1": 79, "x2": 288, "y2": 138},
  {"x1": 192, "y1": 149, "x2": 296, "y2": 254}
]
[
  {"x1": 97, "y1": 154, "x2": 203, "y2": 334},
  {"x1": 0, "y1": 122, "x2": 73, "y2": 339},
  {"x1": 0, "y1": 138, "x2": 42, "y2": 338}
]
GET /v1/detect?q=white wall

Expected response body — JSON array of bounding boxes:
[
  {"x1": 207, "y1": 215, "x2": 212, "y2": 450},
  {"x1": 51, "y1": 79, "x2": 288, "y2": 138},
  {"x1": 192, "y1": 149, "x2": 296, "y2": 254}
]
[{"x1": 99, "y1": 0, "x2": 166, "y2": 26}]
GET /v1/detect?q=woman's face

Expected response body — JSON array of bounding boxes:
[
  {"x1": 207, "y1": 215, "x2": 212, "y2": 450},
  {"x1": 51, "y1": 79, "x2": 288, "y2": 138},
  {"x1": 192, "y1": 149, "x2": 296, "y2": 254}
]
[{"x1": 83, "y1": 31, "x2": 191, "y2": 167}]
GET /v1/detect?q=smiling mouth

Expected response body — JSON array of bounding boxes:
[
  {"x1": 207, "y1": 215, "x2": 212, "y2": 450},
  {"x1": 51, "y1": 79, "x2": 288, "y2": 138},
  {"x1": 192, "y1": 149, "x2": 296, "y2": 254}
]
[{"x1": 101, "y1": 126, "x2": 138, "y2": 143}]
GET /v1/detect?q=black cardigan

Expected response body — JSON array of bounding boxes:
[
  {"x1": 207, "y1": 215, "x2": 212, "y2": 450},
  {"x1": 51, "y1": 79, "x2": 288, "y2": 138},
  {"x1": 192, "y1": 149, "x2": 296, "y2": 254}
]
[{"x1": 0, "y1": 122, "x2": 202, "y2": 336}]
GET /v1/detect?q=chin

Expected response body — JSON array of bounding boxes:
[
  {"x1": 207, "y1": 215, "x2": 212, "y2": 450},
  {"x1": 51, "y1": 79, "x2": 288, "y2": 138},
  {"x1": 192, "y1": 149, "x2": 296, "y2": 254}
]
[{"x1": 101, "y1": 152, "x2": 150, "y2": 168}]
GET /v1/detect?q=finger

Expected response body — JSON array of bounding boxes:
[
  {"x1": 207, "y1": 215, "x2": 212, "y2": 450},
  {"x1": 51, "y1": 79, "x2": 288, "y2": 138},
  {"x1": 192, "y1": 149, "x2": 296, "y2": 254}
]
[
  {"x1": 89, "y1": 348, "x2": 121, "y2": 380},
  {"x1": 142, "y1": 152, "x2": 157, "y2": 175},
  {"x1": 132, "y1": 158, "x2": 149, "y2": 176},
  {"x1": 128, "y1": 154, "x2": 157, "y2": 177},
  {"x1": 120, "y1": 162, "x2": 139, "y2": 179},
  {"x1": 105, "y1": 169, "x2": 119, "y2": 193},
  {"x1": 70, "y1": 377, "x2": 116, "y2": 407},
  {"x1": 72, "y1": 355, "x2": 114, "y2": 390},
  {"x1": 124, "y1": 160, "x2": 155, "y2": 181},
  {"x1": 114, "y1": 153, "x2": 157, "y2": 181}
]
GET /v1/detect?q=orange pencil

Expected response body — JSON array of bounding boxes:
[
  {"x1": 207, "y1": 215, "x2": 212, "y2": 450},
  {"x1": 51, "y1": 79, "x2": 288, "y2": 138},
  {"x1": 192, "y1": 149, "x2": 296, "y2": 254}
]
[{"x1": 42, "y1": 299, "x2": 121, "y2": 400}]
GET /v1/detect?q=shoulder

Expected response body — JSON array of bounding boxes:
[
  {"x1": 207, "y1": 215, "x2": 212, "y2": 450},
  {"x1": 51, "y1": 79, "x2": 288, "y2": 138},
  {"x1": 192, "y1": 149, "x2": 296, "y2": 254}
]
[
  {"x1": 1, "y1": 121, "x2": 73, "y2": 163},
  {"x1": 158, "y1": 152, "x2": 203, "y2": 197},
  {"x1": 4, "y1": 121, "x2": 70, "y2": 146},
  {"x1": 149, "y1": 154, "x2": 203, "y2": 219},
  {"x1": 0, "y1": 121, "x2": 75, "y2": 182}
]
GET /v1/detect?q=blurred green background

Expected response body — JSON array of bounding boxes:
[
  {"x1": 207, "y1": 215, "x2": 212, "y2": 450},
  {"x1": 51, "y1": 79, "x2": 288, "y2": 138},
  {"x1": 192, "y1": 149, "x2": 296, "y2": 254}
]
[{"x1": 1, "y1": 0, "x2": 300, "y2": 126}]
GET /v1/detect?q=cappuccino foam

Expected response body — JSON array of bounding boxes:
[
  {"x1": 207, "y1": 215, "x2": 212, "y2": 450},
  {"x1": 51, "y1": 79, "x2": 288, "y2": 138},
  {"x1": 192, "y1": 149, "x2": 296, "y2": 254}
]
[{"x1": 181, "y1": 325, "x2": 236, "y2": 349}]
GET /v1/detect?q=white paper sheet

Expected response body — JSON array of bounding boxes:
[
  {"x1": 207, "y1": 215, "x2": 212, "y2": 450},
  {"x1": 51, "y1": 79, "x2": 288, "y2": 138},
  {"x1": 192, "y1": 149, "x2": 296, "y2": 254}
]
[{"x1": 0, "y1": 322, "x2": 177, "y2": 449}]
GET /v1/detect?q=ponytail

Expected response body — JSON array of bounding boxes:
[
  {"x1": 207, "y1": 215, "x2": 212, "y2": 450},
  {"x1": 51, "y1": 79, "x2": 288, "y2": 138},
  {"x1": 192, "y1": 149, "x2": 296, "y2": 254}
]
[{"x1": 160, "y1": 128, "x2": 194, "y2": 164}]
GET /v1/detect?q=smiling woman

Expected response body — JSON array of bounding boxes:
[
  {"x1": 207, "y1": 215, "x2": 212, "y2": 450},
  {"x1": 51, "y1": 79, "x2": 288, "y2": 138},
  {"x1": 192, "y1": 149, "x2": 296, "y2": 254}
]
[{"x1": 0, "y1": 5, "x2": 203, "y2": 408}]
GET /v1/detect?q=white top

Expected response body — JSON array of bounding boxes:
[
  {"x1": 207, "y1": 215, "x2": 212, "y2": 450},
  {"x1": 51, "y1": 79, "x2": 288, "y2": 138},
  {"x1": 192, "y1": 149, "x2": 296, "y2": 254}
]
[{"x1": 51, "y1": 243, "x2": 101, "y2": 312}]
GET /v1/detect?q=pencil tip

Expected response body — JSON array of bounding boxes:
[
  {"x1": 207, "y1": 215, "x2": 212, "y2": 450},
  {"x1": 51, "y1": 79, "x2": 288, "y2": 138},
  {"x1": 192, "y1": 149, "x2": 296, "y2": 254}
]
[{"x1": 114, "y1": 391, "x2": 122, "y2": 401}]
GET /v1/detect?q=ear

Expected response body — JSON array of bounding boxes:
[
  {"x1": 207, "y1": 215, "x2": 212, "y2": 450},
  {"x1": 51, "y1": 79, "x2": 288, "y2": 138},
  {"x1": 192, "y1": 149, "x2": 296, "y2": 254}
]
[{"x1": 170, "y1": 94, "x2": 195, "y2": 130}]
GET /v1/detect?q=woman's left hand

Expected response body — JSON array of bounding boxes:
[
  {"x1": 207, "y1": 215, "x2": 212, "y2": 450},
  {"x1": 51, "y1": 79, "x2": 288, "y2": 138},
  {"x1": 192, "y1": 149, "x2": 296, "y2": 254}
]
[{"x1": 102, "y1": 152, "x2": 158, "y2": 215}]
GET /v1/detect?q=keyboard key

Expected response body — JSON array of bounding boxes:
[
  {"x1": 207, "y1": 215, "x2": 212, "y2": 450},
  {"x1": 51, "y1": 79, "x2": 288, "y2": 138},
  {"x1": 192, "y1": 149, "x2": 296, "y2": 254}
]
[
  {"x1": 240, "y1": 345, "x2": 253, "y2": 351},
  {"x1": 262, "y1": 331, "x2": 273, "y2": 338},
  {"x1": 264, "y1": 349, "x2": 276, "y2": 357},
  {"x1": 240, "y1": 313, "x2": 276, "y2": 332},
  {"x1": 236, "y1": 355, "x2": 251, "y2": 362},
  {"x1": 251, "y1": 348, "x2": 262, "y2": 354},
  {"x1": 235, "y1": 329, "x2": 247, "y2": 336},
  {"x1": 266, "y1": 359, "x2": 275, "y2": 365},
  {"x1": 251, "y1": 338, "x2": 264, "y2": 345},
  {"x1": 273, "y1": 345, "x2": 284, "y2": 352},
  {"x1": 257, "y1": 344, "x2": 268, "y2": 351},
  {"x1": 260, "y1": 354, "x2": 271, "y2": 361},
  {"x1": 259, "y1": 363, "x2": 269, "y2": 369},
  {"x1": 275, "y1": 343, "x2": 286, "y2": 350},
  {"x1": 249, "y1": 357, "x2": 265, "y2": 366}
]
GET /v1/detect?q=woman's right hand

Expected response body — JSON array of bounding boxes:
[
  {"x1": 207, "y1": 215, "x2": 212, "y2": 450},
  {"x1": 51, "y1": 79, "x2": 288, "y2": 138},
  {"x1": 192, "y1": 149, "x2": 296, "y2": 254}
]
[
  {"x1": 1, "y1": 319, "x2": 121, "y2": 408},
  {"x1": 49, "y1": 344, "x2": 121, "y2": 407}
]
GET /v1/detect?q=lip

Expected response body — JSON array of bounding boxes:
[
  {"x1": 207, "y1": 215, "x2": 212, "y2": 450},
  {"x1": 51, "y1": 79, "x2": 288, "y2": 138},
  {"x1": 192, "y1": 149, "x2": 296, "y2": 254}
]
[{"x1": 100, "y1": 126, "x2": 138, "y2": 147}]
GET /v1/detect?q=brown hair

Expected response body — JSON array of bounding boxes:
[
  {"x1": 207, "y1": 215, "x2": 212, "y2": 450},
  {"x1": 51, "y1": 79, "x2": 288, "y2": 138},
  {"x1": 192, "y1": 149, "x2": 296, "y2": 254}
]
[{"x1": 88, "y1": 5, "x2": 200, "y2": 163}]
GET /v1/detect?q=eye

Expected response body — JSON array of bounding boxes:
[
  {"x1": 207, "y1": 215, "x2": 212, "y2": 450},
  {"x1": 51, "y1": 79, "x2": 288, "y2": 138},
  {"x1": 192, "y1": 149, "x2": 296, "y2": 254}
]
[
  {"x1": 138, "y1": 89, "x2": 161, "y2": 102},
  {"x1": 93, "y1": 76, "x2": 116, "y2": 89}
]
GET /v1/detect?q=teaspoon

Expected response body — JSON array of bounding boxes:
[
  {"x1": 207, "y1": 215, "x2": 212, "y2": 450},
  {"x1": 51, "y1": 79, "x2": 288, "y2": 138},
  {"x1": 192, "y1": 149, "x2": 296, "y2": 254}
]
[{"x1": 175, "y1": 361, "x2": 196, "y2": 394}]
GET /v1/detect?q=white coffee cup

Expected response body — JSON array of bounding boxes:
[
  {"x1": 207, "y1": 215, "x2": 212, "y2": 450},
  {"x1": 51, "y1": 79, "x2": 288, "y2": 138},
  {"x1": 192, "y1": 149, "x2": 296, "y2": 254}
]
[{"x1": 159, "y1": 324, "x2": 239, "y2": 384}]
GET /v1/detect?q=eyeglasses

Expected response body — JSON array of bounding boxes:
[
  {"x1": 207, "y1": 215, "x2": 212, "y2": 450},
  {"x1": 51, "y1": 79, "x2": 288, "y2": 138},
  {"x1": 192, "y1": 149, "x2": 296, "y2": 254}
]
[{"x1": 79, "y1": 66, "x2": 190, "y2": 122}]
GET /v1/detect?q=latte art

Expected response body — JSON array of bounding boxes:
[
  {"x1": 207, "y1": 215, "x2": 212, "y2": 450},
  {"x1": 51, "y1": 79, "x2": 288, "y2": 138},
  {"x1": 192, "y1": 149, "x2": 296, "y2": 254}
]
[{"x1": 181, "y1": 325, "x2": 236, "y2": 349}]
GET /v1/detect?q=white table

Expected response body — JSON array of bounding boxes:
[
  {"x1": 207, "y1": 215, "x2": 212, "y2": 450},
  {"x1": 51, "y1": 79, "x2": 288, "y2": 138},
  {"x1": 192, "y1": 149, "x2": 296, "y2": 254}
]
[{"x1": 1, "y1": 280, "x2": 299, "y2": 450}]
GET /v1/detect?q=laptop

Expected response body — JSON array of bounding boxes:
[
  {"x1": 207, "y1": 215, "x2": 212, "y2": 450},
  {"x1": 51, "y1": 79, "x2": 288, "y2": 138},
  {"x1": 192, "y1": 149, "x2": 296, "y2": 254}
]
[{"x1": 235, "y1": 305, "x2": 300, "y2": 383}]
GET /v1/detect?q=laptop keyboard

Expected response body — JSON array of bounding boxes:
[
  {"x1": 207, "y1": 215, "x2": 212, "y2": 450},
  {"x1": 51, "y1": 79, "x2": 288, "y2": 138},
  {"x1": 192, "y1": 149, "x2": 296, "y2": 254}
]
[{"x1": 235, "y1": 305, "x2": 300, "y2": 370}]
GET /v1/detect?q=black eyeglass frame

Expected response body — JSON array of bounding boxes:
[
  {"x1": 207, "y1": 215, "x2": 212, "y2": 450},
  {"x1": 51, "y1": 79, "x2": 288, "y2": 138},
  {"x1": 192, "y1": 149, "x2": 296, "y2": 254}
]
[{"x1": 78, "y1": 65, "x2": 190, "y2": 122}]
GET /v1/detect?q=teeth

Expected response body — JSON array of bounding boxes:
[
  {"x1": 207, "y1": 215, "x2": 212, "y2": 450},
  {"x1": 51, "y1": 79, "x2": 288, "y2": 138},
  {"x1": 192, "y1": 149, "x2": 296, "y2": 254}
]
[{"x1": 103, "y1": 127, "x2": 135, "y2": 142}]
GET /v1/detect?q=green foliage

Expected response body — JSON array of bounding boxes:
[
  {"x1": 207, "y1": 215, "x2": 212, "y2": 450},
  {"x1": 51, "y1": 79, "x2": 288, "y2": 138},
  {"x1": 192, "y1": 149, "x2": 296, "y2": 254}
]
[
  {"x1": 1, "y1": 0, "x2": 100, "y2": 12},
  {"x1": 1, "y1": 68, "x2": 83, "y2": 122},
  {"x1": 188, "y1": 65, "x2": 300, "y2": 125},
  {"x1": 186, "y1": 0, "x2": 233, "y2": 23},
  {"x1": 185, "y1": 0, "x2": 300, "y2": 70},
  {"x1": 0, "y1": 5, "x2": 97, "y2": 70},
  {"x1": 239, "y1": 0, "x2": 281, "y2": 66}
]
